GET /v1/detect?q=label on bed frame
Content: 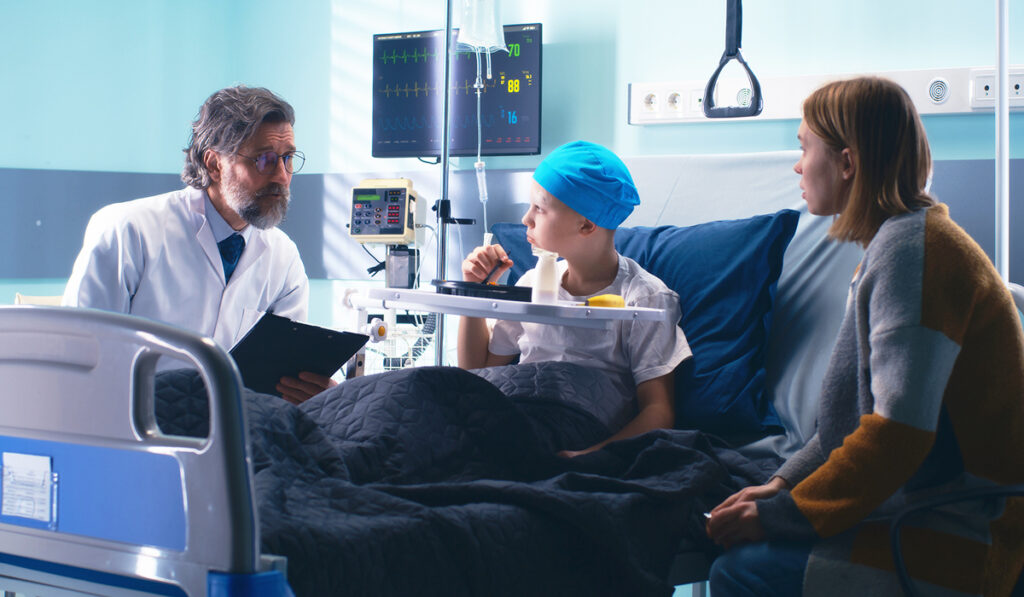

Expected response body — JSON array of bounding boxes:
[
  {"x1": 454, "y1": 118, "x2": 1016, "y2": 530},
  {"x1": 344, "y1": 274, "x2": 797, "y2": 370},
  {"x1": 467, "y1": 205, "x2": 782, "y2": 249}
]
[
  {"x1": 0, "y1": 437, "x2": 185, "y2": 548},
  {"x1": 2, "y1": 452, "x2": 57, "y2": 528}
]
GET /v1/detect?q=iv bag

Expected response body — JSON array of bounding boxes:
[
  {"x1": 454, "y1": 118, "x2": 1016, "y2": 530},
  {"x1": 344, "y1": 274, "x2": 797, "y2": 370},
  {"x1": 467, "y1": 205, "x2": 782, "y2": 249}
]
[{"x1": 456, "y1": 0, "x2": 508, "y2": 54}]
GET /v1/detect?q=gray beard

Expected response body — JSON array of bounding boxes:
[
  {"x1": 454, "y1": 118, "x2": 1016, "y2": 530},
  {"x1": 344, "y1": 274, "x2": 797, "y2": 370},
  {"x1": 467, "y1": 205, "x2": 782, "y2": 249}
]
[{"x1": 223, "y1": 178, "x2": 290, "y2": 230}]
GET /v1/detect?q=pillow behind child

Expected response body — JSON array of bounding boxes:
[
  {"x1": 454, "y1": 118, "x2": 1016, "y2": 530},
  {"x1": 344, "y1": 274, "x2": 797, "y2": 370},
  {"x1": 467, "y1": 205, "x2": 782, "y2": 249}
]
[{"x1": 490, "y1": 208, "x2": 799, "y2": 437}]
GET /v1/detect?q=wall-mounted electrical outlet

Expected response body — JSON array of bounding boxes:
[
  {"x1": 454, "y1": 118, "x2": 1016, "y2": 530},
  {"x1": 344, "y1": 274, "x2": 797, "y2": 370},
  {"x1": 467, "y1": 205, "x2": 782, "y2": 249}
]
[
  {"x1": 642, "y1": 91, "x2": 658, "y2": 112},
  {"x1": 628, "y1": 82, "x2": 708, "y2": 123},
  {"x1": 689, "y1": 91, "x2": 703, "y2": 113},
  {"x1": 972, "y1": 73, "x2": 997, "y2": 106},
  {"x1": 970, "y1": 68, "x2": 1024, "y2": 109},
  {"x1": 1011, "y1": 76, "x2": 1024, "y2": 100},
  {"x1": 666, "y1": 91, "x2": 683, "y2": 111}
]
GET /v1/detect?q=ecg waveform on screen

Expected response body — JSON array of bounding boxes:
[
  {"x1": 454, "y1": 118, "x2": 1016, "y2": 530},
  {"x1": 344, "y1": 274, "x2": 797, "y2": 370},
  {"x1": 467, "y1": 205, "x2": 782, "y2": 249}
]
[
  {"x1": 377, "y1": 49, "x2": 439, "y2": 64},
  {"x1": 372, "y1": 24, "x2": 542, "y2": 157},
  {"x1": 377, "y1": 48, "x2": 501, "y2": 65},
  {"x1": 377, "y1": 112, "x2": 518, "y2": 132},
  {"x1": 377, "y1": 82, "x2": 441, "y2": 99},
  {"x1": 376, "y1": 72, "x2": 536, "y2": 100}
]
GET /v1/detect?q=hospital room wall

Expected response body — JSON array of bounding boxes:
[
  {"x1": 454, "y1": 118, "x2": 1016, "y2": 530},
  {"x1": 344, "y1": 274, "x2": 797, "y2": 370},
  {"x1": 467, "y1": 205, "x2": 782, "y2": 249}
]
[
  {"x1": 1, "y1": 0, "x2": 1021, "y2": 174},
  {"x1": 0, "y1": 0, "x2": 1022, "y2": 309},
  {"x1": 330, "y1": 0, "x2": 1024, "y2": 172},
  {"x1": 321, "y1": 0, "x2": 1024, "y2": 291}
]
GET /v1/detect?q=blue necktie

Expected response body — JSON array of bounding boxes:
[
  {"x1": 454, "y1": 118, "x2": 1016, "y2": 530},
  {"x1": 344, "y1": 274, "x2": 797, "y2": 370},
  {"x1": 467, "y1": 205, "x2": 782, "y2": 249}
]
[{"x1": 217, "y1": 233, "x2": 245, "y2": 282}]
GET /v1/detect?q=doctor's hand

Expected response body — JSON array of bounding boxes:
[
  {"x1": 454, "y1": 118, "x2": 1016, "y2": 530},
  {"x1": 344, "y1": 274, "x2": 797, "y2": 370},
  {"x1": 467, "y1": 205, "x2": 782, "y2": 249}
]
[
  {"x1": 462, "y1": 244, "x2": 513, "y2": 284},
  {"x1": 277, "y1": 372, "x2": 337, "y2": 405},
  {"x1": 705, "y1": 476, "x2": 788, "y2": 549}
]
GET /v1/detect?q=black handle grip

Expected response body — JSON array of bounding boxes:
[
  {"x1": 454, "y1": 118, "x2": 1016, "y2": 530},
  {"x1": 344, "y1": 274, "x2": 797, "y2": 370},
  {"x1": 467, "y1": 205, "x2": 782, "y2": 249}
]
[
  {"x1": 703, "y1": 0, "x2": 762, "y2": 119},
  {"x1": 725, "y1": 0, "x2": 742, "y2": 56},
  {"x1": 702, "y1": 51, "x2": 763, "y2": 119}
]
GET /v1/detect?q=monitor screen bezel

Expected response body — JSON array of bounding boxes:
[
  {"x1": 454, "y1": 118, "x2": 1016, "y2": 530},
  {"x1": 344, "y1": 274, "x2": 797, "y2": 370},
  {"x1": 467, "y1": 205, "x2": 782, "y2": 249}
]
[{"x1": 371, "y1": 23, "x2": 542, "y2": 159}]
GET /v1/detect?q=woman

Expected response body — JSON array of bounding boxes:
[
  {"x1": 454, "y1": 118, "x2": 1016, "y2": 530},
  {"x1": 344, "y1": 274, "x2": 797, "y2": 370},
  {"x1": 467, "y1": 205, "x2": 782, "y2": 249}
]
[{"x1": 706, "y1": 77, "x2": 1024, "y2": 596}]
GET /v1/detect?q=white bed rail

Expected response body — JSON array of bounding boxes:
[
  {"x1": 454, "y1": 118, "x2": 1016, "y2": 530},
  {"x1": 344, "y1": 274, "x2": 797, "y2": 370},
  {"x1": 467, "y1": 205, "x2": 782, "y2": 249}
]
[{"x1": 0, "y1": 306, "x2": 262, "y2": 596}]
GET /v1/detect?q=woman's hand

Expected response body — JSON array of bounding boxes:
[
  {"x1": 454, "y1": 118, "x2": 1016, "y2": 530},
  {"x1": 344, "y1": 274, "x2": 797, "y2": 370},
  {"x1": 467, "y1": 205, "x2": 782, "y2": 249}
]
[
  {"x1": 558, "y1": 447, "x2": 596, "y2": 458},
  {"x1": 462, "y1": 244, "x2": 513, "y2": 284},
  {"x1": 706, "y1": 476, "x2": 789, "y2": 549},
  {"x1": 711, "y1": 476, "x2": 789, "y2": 514}
]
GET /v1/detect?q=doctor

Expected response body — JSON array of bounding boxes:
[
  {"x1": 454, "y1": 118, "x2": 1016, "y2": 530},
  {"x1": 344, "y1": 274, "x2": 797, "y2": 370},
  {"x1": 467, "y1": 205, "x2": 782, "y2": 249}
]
[{"x1": 64, "y1": 85, "x2": 332, "y2": 404}]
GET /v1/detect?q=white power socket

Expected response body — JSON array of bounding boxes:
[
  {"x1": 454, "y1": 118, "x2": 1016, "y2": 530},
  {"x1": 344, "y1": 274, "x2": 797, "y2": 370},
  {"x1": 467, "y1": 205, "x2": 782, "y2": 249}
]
[
  {"x1": 969, "y1": 67, "x2": 1024, "y2": 109},
  {"x1": 629, "y1": 83, "x2": 709, "y2": 122}
]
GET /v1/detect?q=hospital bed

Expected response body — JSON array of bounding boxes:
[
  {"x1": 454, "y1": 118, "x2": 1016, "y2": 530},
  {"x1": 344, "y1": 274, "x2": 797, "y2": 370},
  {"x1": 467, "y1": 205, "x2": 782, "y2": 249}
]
[{"x1": 0, "y1": 150, "x2": 1019, "y2": 596}]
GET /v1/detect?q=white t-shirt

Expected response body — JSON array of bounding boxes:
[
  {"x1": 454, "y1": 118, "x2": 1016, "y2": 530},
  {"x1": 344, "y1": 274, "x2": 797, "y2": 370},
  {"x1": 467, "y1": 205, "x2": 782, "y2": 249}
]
[{"x1": 489, "y1": 254, "x2": 691, "y2": 399}]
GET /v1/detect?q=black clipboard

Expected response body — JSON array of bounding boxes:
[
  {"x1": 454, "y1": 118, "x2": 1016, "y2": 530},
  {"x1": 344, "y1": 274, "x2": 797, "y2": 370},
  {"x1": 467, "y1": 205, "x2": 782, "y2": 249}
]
[{"x1": 229, "y1": 313, "x2": 369, "y2": 396}]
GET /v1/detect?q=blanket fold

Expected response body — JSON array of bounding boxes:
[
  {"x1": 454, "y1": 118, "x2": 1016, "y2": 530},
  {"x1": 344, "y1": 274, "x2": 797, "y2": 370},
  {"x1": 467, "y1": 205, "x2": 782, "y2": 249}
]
[{"x1": 156, "y1": 363, "x2": 776, "y2": 596}]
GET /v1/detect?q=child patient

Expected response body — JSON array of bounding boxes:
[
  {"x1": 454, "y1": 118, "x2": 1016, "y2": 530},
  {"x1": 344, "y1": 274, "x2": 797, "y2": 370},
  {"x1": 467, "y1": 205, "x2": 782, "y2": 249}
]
[{"x1": 458, "y1": 141, "x2": 691, "y2": 457}]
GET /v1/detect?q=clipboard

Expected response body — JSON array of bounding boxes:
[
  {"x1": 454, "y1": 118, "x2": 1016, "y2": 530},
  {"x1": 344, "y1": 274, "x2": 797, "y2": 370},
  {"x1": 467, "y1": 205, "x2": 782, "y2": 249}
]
[{"x1": 229, "y1": 313, "x2": 369, "y2": 396}]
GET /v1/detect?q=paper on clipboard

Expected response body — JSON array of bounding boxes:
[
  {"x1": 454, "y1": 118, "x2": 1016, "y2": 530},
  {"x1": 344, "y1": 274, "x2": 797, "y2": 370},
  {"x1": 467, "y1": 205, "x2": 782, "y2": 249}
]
[{"x1": 229, "y1": 313, "x2": 368, "y2": 396}]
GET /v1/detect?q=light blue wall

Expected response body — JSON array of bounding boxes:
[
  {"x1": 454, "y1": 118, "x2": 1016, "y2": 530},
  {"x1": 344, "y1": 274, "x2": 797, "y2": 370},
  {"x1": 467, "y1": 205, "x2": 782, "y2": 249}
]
[
  {"x1": 1, "y1": 1, "x2": 230, "y2": 172},
  {"x1": 1, "y1": 0, "x2": 1021, "y2": 175},
  {"x1": 1, "y1": 0, "x2": 1021, "y2": 300},
  {"x1": 0, "y1": 0, "x2": 331, "y2": 173},
  {"x1": 612, "y1": 0, "x2": 1024, "y2": 160}
]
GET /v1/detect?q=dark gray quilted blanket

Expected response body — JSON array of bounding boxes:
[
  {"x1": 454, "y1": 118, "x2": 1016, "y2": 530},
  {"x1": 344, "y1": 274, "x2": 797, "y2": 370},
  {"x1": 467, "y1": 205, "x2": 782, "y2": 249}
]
[{"x1": 156, "y1": 363, "x2": 779, "y2": 597}]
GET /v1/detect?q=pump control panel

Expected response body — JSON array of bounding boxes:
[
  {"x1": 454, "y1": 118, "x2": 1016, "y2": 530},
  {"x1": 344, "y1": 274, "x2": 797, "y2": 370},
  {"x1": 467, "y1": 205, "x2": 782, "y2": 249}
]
[{"x1": 349, "y1": 178, "x2": 422, "y2": 245}]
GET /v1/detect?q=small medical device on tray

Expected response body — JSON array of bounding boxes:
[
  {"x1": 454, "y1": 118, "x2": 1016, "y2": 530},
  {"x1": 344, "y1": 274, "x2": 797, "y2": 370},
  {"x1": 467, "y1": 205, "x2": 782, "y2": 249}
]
[
  {"x1": 349, "y1": 178, "x2": 425, "y2": 289},
  {"x1": 350, "y1": 178, "x2": 423, "y2": 245}
]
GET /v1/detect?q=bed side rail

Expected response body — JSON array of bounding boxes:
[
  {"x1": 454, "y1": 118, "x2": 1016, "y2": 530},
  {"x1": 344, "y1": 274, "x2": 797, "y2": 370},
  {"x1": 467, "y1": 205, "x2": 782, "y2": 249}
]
[{"x1": 0, "y1": 306, "x2": 265, "y2": 596}]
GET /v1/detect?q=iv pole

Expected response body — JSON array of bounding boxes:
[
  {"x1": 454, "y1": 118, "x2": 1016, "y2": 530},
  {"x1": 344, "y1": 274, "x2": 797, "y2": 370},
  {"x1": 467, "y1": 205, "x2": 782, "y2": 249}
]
[
  {"x1": 433, "y1": 0, "x2": 503, "y2": 365},
  {"x1": 995, "y1": 0, "x2": 1010, "y2": 282},
  {"x1": 434, "y1": 0, "x2": 455, "y2": 365}
]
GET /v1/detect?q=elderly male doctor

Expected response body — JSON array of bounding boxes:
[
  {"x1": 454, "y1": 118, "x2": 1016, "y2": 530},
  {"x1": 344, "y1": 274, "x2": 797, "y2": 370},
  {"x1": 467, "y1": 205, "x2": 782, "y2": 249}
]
[{"x1": 64, "y1": 85, "x2": 331, "y2": 403}]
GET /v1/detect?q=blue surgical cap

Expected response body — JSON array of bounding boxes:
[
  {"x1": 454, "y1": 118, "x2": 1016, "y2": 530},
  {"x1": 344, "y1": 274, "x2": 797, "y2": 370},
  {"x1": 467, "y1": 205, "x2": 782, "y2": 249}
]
[{"x1": 532, "y1": 141, "x2": 639, "y2": 230}]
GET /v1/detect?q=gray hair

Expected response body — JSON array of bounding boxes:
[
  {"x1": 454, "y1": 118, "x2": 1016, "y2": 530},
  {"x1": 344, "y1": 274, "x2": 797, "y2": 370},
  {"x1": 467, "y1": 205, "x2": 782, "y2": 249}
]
[{"x1": 181, "y1": 85, "x2": 295, "y2": 189}]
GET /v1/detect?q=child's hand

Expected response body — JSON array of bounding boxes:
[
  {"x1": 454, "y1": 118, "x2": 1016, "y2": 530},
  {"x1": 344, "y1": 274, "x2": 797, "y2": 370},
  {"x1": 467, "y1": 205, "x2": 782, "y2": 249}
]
[{"x1": 462, "y1": 244, "x2": 513, "y2": 284}]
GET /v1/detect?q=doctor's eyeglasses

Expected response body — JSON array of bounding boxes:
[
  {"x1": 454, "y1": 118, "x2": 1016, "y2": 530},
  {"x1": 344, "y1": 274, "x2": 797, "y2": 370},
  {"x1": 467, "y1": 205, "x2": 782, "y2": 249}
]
[{"x1": 235, "y1": 150, "x2": 305, "y2": 175}]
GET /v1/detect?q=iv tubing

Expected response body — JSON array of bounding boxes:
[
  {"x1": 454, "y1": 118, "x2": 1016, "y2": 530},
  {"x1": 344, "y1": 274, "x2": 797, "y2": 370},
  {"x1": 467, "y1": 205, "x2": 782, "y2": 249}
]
[
  {"x1": 476, "y1": 161, "x2": 489, "y2": 237},
  {"x1": 473, "y1": 47, "x2": 489, "y2": 240},
  {"x1": 475, "y1": 49, "x2": 484, "y2": 162}
]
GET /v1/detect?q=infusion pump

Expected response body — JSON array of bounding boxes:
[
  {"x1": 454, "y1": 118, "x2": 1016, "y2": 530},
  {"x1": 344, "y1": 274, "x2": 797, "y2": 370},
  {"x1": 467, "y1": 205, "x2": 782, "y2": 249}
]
[{"x1": 349, "y1": 178, "x2": 423, "y2": 245}]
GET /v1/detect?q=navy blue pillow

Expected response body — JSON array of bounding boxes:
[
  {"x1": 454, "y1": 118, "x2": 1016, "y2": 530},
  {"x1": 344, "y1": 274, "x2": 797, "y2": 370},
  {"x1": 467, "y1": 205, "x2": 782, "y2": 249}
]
[{"x1": 490, "y1": 209, "x2": 799, "y2": 435}]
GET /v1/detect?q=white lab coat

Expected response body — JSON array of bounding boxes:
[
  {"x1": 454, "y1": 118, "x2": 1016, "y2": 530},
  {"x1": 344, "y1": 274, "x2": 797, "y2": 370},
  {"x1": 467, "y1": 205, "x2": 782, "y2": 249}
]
[{"x1": 63, "y1": 186, "x2": 309, "y2": 350}]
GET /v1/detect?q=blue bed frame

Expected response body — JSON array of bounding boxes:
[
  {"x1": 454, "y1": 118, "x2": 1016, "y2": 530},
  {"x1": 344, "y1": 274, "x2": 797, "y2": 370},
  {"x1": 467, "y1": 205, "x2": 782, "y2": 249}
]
[{"x1": 0, "y1": 306, "x2": 291, "y2": 597}]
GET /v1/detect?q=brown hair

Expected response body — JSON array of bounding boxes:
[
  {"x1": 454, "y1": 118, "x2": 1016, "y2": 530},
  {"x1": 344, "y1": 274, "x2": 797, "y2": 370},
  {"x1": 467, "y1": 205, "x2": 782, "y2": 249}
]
[{"x1": 802, "y1": 77, "x2": 935, "y2": 245}]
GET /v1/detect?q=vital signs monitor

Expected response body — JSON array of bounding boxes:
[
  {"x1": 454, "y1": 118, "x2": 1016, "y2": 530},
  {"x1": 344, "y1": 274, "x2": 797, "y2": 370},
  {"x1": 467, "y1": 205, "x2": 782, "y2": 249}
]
[{"x1": 371, "y1": 23, "x2": 542, "y2": 158}]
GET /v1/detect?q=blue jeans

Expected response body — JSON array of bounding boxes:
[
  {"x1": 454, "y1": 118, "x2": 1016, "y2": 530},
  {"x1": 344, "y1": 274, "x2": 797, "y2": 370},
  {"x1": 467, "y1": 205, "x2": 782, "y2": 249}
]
[{"x1": 708, "y1": 540, "x2": 812, "y2": 597}]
